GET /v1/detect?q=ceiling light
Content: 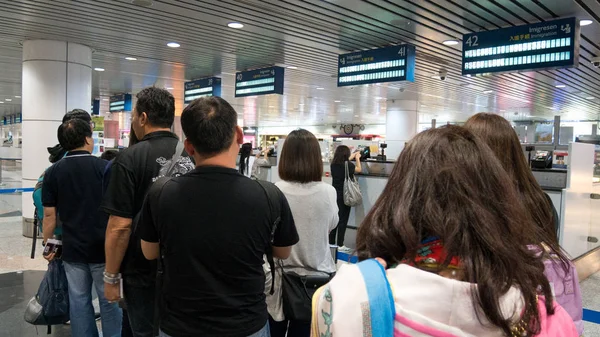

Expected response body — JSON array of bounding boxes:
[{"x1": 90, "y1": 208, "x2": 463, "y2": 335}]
[
  {"x1": 421, "y1": 104, "x2": 427, "y2": 107},
  {"x1": 125, "y1": 57, "x2": 137, "y2": 61},
  {"x1": 586, "y1": 96, "x2": 596, "y2": 100},
  {"x1": 334, "y1": 100, "x2": 341, "y2": 103},
  {"x1": 268, "y1": 105, "x2": 274, "y2": 108},
  {"x1": 286, "y1": 66, "x2": 298, "y2": 69},
  {"x1": 167, "y1": 42, "x2": 180, "y2": 48},
  {"x1": 466, "y1": 74, "x2": 472, "y2": 78},
  {"x1": 94, "y1": 68, "x2": 105, "y2": 72},
  {"x1": 483, "y1": 90, "x2": 493, "y2": 94},
  {"x1": 166, "y1": 87, "x2": 174, "y2": 90},
  {"x1": 316, "y1": 87, "x2": 324, "y2": 90},
  {"x1": 14, "y1": 95, "x2": 21, "y2": 98},
  {"x1": 354, "y1": 115, "x2": 359, "y2": 117},
  {"x1": 5, "y1": 99, "x2": 11, "y2": 102},
  {"x1": 336, "y1": 120, "x2": 341, "y2": 123},
  {"x1": 0, "y1": 102, "x2": 4, "y2": 104},
  {"x1": 102, "y1": 98, "x2": 108, "y2": 101},
  {"x1": 555, "y1": 84, "x2": 566, "y2": 88},
  {"x1": 442, "y1": 40, "x2": 459, "y2": 46},
  {"x1": 580, "y1": 19, "x2": 593, "y2": 26},
  {"x1": 228, "y1": 22, "x2": 244, "y2": 29}
]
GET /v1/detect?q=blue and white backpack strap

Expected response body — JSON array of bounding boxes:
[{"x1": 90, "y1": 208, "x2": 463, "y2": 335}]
[{"x1": 357, "y1": 259, "x2": 396, "y2": 337}]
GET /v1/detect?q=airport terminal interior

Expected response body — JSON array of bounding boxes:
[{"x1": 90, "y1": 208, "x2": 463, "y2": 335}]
[{"x1": 1, "y1": 0, "x2": 600, "y2": 336}]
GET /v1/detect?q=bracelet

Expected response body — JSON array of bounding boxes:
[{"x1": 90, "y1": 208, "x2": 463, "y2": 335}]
[{"x1": 103, "y1": 272, "x2": 121, "y2": 285}]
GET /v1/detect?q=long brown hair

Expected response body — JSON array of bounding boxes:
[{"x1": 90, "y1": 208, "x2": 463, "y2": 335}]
[
  {"x1": 331, "y1": 145, "x2": 351, "y2": 165},
  {"x1": 278, "y1": 129, "x2": 323, "y2": 183},
  {"x1": 357, "y1": 125, "x2": 553, "y2": 336},
  {"x1": 464, "y1": 113, "x2": 569, "y2": 267}
]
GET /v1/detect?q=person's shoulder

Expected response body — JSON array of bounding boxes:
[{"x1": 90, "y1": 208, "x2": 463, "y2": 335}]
[{"x1": 318, "y1": 182, "x2": 337, "y2": 194}]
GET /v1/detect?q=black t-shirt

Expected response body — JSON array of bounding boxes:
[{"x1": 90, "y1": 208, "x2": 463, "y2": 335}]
[
  {"x1": 138, "y1": 166, "x2": 299, "y2": 337},
  {"x1": 42, "y1": 151, "x2": 108, "y2": 263},
  {"x1": 100, "y1": 131, "x2": 195, "y2": 286},
  {"x1": 331, "y1": 161, "x2": 355, "y2": 194}
]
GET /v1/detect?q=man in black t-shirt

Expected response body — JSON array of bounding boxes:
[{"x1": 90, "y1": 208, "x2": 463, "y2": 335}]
[
  {"x1": 42, "y1": 118, "x2": 121, "y2": 337},
  {"x1": 101, "y1": 87, "x2": 194, "y2": 337},
  {"x1": 137, "y1": 96, "x2": 299, "y2": 337}
]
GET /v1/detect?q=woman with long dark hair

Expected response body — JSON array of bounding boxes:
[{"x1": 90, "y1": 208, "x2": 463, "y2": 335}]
[
  {"x1": 239, "y1": 142, "x2": 253, "y2": 177},
  {"x1": 464, "y1": 113, "x2": 582, "y2": 334},
  {"x1": 268, "y1": 129, "x2": 338, "y2": 337},
  {"x1": 312, "y1": 126, "x2": 577, "y2": 336},
  {"x1": 329, "y1": 145, "x2": 361, "y2": 252}
]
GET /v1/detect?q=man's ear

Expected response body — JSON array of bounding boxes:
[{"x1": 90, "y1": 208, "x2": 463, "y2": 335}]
[
  {"x1": 184, "y1": 138, "x2": 196, "y2": 157},
  {"x1": 235, "y1": 126, "x2": 244, "y2": 145},
  {"x1": 139, "y1": 112, "x2": 149, "y2": 126}
]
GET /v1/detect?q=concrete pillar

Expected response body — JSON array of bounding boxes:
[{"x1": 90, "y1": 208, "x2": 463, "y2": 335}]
[
  {"x1": 385, "y1": 100, "x2": 418, "y2": 160},
  {"x1": 22, "y1": 40, "x2": 92, "y2": 221}
]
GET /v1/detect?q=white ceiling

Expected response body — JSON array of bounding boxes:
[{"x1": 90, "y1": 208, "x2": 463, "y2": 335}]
[{"x1": 0, "y1": 0, "x2": 598, "y2": 126}]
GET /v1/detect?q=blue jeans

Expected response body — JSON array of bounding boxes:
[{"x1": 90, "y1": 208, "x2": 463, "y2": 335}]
[
  {"x1": 63, "y1": 261, "x2": 122, "y2": 337},
  {"x1": 159, "y1": 322, "x2": 270, "y2": 337}
]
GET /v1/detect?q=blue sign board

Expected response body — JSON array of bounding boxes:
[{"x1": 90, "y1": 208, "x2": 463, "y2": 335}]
[
  {"x1": 184, "y1": 77, "x2": 222, "y2": 104},
  {"x1": 337, "y1": 44, "x2": 416, "y2": 87},
  {"x1": 462, "y1": 17, "x2": 579, "y2": 76},
  {"x1": 235, "y1": 66, "x2": 284, "y2": 98},
  {"x1": 109, "y1": 94, "x2": 132, "y2": 113},
  {"x1": 92, "y1": 99, "x2": 100, "y2": 115},
  {"x1": 15, "y1": 113, "x2": 21, "y2": 123},
  {"x1": 2, "y1": 117, "x2": 6, "y2": 125}
]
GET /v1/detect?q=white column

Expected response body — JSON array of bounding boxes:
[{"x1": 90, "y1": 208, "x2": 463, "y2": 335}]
[
  {"x1": 22, "y1": 40, "x2": 92, "y2": 221},
  {"x1": 385, "y1": 100, "x2": 418, "y2": 160}
]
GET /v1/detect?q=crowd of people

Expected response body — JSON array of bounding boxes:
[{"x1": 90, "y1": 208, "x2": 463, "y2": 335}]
[{"x1": 37, "y1": 87, "x2": 582, "y2": 337}]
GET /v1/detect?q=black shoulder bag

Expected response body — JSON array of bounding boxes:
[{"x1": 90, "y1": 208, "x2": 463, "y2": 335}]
[{"x1": 255, "y1": 180, "x2": 281, "y2": 295}]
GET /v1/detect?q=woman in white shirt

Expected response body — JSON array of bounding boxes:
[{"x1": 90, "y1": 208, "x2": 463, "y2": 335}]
[{"x1": 268, "y1": 129, "x2": 338, "y2": 337}]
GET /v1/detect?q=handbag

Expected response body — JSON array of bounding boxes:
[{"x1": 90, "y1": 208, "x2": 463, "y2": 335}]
[
  {"x1": 343, "y1": 161, "x2": 362, "y2": 206},
  {"x1": 280, "y1": 261, "x2": 333, "y2": 322}
]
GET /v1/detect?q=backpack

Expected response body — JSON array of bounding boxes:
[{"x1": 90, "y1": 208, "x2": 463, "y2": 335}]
[
  {"x1": 543, "y1": 256, "x2": 583, "y2": 335},
  {"x1": 24, "y1": 259, "x2": 70, "y2": 333},
  {"x1": 31, "y1": 172, "x2": 62, "y2": 259}
]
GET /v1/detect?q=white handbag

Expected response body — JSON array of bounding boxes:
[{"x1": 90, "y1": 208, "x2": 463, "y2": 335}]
[{"x1": 343, "y1": 161, "x2": 362, "y2": 206}]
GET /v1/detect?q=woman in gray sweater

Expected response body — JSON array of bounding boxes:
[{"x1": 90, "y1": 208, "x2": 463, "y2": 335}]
[{"x1": 267, "y1": 129, "x2": 338, "y2": 337}]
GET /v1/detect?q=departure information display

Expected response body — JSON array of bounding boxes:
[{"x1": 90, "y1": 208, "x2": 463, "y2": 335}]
[
  {"x1": 235, "y1": 66, "x2": 284, "y2": 98},
  {"x1": 337, "y1": 44, "x2": 416, "y2": 87},
  {"x1": 184, "y1": 77, "x2": 222, "y2": 104},
  {"x1": 462, "y1": 17, "x2": 579, "y2": 76},
  {"x1": 109, "y1": 94, "x2": 132, "y2": 112},
  {"x1": 92, "y1": 99, "x2": 100, "y2": 115}
]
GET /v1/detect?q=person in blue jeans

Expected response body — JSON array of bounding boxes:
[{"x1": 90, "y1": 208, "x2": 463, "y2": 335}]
[{"x1": 42, "y1": 116, "x2": 122, "y2": 337}]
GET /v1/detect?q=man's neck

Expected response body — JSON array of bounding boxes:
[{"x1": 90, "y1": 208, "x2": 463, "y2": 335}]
[
  {"x1": 70, "y1": 146, "x2": 91, "y2": 153},
  {"x1": 194, "y1": 152, "x2": 236, "y2": 169},
  {"x1": 141, "y1": 127, "x2": 171, "y2": 139}
]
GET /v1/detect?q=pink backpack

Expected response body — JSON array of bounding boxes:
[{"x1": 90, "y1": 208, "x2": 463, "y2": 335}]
[
  {"x1": 535, "y1": 296, "x2": 580, "y2": 337},
  {"x1": 542, "y1": 257, "x2": 583, "y2": 335}
]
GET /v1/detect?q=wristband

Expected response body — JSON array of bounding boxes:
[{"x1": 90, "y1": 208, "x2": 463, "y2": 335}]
[{"x1": 103, "y1": 272, "x2": 121, "y2": 285}]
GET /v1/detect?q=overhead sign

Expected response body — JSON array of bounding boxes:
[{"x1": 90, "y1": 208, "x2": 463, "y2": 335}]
[
  {"x1": 337, "y1": 44, "x2": 416, "y2": 87},
  {"x1": 184, "y1": 77, "x2": 222, "y2": 104},
  {"x1": 235, "y1": 66, "x2": 284, "y2": 98},
  {"x1": 15, "y1": 113, "x2": 21, "y2": 123},
  {"x1": 462, "y1": 17, "x2": 579, "y2": 76},
  {"x1": 92, "y1": 99, "x2": 100, "y2": 115},
  {"x1": 109, "y1": 94, "x2": 132, "y2": 112}
]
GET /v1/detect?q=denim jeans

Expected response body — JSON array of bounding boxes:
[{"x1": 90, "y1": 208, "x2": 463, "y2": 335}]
[
  {"x1": 63, "y1": 261, "x2": 122, "y2": 337},
  {"x1": 159, "y1": 322, "x2": 270, "y2": 337}
]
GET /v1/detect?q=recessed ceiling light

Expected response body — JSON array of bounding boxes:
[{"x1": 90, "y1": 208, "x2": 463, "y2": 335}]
[
  {"x1": 286, "y1": 66, "x2": 298, "y2": 69},
  {"x1": 166, "y1": 87, "x2": 174, "y2": 90},
  {"x1": 268, "y1": 105, "x2": 274, "y2": 108},
  {"x1": 442, "y1": 40, "x2": 459, "y2": 46},
  {"x1": 94, "y1": 68, "x2": 105, "y2": 72},
  {"x1": 466, "y1": 74, "x2": 472, "y2": 77},
  {"x1": 316, "y1": 87, "x2": 324, "y2": 90},
  {"x1": 5, "y1": 99, "x2": 11, "y2": 102},
  {"x1": 167, "y1": 42, "x2": 180, "y2": 48},
  {"x1": 483, "y1": 90, "x2": 493, "y2": 94},
  {"x1": 14, "y1": 95, "x2": 21, "y2": 98},
  {"x1": 580, "y1": 19, "x2": 593, "y2": 26},
  {"x1": 228, "y1": 22, "x2": 244, "y2": 29},
  {"x1": 334, "y1": 100, "x2": 341, "y2": 103},
  {"x1": 336, "y1": 120, "x2": 341, "y2": 123},
  {"x1": 421, "y1": 104, "x2": 427, "y2": 107},
  {"x1": 555, "y1": 84, "x2": 566, "y2": 88},
  {"x1": 586, "y1": 96, "x2": 596, "y2": 100},
  {"x1": 125, "y1": 57, "x2": 137, "y2": 61},
  {"x1": 354, "y1": 115, "x2": 359, "y2": 117},
  {"x1": 0, "y1": 102, "x2": 4, "y2": 104}
]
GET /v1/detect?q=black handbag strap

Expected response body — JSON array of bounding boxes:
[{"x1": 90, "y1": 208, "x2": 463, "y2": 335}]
[{"x1": 255, "y1": 179, "x2": 281, "y2": 295}]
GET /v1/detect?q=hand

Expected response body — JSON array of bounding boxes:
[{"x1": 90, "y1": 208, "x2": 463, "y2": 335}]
[
  {"x1": 43, "y1": 252, "x2": 56, "y2": 262},
  {"x1": 349, "y1": 152, "x2": 357, "y2": 160},
  {"x1": 105, "y1": 282, "x2": 121, "y2": 303},
  {"x1": 354, "y1": 152, "x2": 362, "y2": 160}
]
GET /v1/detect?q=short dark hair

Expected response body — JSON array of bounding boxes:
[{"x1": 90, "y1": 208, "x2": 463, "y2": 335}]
[
  {"x1": 135, "y1": 87, "x2": 175, "y2": 128},
  {"x1": 100, "y1": 150, "x2": 119, "y2": 161},
  {"x1": 279, "y1": 129, "x2": 323, "y2": 183},
  {"x1": 57, "y1": 118, "x2": 93, "y2": 151},
  {"x1": 181, "y1": 97, "x2": 237, "y2": 157},
  {"x1": 63, "y1": 109, "x2": 91, "y2": 124}
]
